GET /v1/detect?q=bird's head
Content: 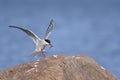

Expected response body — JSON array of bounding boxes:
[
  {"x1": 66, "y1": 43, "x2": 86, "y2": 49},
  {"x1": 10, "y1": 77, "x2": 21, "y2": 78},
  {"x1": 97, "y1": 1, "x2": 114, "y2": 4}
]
[{"x1": 45, "y1": 39, "x2": 53, "y2": 48}]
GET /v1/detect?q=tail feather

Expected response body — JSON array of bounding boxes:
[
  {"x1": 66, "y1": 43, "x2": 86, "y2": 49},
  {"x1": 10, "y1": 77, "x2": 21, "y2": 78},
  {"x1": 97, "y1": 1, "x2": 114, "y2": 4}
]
[{"x1": 29, "y1": 51, "x2": 40, "y2": 57}]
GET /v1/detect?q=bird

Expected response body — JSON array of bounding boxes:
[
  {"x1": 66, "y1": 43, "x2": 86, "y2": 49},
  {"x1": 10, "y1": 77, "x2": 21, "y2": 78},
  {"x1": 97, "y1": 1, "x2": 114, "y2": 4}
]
[{"x1": 9, "y1": 19, "x2": 54, "y2": 57}]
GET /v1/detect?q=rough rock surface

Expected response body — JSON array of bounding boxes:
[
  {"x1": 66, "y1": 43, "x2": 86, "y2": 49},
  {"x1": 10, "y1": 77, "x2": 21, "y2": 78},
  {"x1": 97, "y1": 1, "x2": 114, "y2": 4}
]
[{"x1": 0, "y1": 54, "x2": 117, "y2": 80}]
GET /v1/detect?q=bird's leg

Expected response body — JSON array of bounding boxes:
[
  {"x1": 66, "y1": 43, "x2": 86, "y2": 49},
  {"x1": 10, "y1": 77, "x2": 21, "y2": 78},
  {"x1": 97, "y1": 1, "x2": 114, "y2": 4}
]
[
  {"x1": 41, "y1": 49, "x2": 45, "y2": 54},
  {"x1": 40, "y1": 49, "x2": 46, "y2": 57}
]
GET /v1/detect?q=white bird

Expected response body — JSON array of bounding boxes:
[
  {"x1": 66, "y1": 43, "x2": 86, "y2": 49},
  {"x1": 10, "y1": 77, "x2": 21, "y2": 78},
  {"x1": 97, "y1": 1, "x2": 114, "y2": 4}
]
[{"x1": 9, "y1": 19, "x2": 54, "y2": 57}]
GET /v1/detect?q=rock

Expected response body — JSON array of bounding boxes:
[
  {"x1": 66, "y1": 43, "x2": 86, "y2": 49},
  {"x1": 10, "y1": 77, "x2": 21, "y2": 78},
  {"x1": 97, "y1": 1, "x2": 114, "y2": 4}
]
[{"x1": 0, "y1": 54, "x2": 117, "y2": 80}]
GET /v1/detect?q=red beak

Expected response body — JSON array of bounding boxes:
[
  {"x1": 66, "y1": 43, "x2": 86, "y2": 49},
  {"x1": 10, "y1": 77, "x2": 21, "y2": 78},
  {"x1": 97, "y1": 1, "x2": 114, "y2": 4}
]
[{"x1": 49, "y1": 43, "x2": 53, "y2": 48}]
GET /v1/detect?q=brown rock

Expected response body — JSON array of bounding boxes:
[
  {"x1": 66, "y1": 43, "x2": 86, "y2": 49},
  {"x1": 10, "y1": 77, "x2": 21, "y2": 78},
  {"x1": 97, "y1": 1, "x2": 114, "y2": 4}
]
[{"x1": 0, "y1": 54, "x2": 117, "y2": 80}]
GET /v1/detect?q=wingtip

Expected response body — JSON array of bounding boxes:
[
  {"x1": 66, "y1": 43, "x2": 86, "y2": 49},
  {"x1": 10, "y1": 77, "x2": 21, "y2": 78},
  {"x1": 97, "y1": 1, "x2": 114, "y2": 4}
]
[
  {"x1": 8, "y1": 26, "x2": 20, "y2": 29},
  {"x1": 50, "y1": 19, "x2": 54, "y2": 25},
  {"x1": 8, "y1": 26, "x2": 11, "y2": 27},
  {"x1": 51, "y1": 19, "x2": 54, "y2": 22},
  {"x1": 8, "y1": 26, "x2": 14, "y2": 28}
]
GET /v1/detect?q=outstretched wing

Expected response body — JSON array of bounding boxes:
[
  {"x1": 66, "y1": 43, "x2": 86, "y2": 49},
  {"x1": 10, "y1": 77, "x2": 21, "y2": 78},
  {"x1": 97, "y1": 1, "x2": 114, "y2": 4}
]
[
  {"x1": 44, "y1": 19, "x2": 54, "y2": 39},
  {"x1": 8, "y1": 26, "x2": 41, "y2": 44}
]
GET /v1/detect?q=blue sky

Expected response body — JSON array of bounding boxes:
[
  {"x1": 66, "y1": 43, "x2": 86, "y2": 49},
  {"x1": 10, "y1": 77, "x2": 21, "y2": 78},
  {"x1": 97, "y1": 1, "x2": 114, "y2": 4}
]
[{"x1": 0, "y1": 0, "x2": 120, "y2": 79}]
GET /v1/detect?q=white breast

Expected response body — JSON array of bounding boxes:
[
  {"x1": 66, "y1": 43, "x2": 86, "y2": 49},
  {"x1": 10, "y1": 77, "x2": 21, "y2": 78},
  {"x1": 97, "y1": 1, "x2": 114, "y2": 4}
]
[{"x1": 36, "y1": 40, "x2": 48, "y2": 51}]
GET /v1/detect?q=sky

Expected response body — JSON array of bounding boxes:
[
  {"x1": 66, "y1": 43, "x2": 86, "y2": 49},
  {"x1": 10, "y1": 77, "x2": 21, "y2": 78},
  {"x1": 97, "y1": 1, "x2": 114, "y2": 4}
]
[{"x1": 0, "y1": 0, "x2": 120, "y2": 79}]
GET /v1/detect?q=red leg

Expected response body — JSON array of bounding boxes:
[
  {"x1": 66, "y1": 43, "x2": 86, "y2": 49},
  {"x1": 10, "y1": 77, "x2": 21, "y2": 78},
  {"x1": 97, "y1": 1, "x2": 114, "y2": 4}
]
[
  {"x1": 41, "y1": 49, "x2": 45, "y2": 54},
  {"x1": 41, "y1": 49, "x2": 46, "y2": 57}
]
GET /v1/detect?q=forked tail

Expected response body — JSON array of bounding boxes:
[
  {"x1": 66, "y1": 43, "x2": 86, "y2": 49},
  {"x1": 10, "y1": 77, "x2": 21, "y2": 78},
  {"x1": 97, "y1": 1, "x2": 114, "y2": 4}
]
[
  {"x1": 29, "y1": 51, "x2": 40, "y2": 57},
  {"x1": 29, "y1": 51, "x2": 46, "y2": 57}
]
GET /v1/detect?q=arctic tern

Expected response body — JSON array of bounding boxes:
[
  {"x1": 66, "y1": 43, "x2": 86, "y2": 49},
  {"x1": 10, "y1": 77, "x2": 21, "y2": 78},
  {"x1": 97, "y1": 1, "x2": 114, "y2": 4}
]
[{"x1": 9, "y1": 19, "x2": 54, "y2": 57}]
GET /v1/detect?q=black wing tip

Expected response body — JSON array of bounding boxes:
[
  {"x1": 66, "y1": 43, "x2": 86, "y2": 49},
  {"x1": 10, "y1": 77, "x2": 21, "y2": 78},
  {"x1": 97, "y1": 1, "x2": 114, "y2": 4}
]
[
  {"x1": 50, "y1": 19, "x2": 54, "y2": 25},
  {"x1": 8, "y1": 26, "x2": 24, "y2": 30},
  {"x1": 8, "y1": 26, "x2": 17, "y2": 28},
  {"x1": 50, "y1": 19, "x2": 54, "y2": 22},
  {"x1": 8, "y1": 26, "x2": 12, "y2": 27}
]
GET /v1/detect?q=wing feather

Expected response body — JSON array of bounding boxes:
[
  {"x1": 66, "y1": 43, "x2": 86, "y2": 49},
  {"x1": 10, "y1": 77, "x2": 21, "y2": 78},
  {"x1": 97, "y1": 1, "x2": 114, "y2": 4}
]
[
  {"x1": 44, "y1": 19, "x2": 54, "y2": 39},
  {"x1": 9, "y1": 26, "x2": 41, "y2": 44}
]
